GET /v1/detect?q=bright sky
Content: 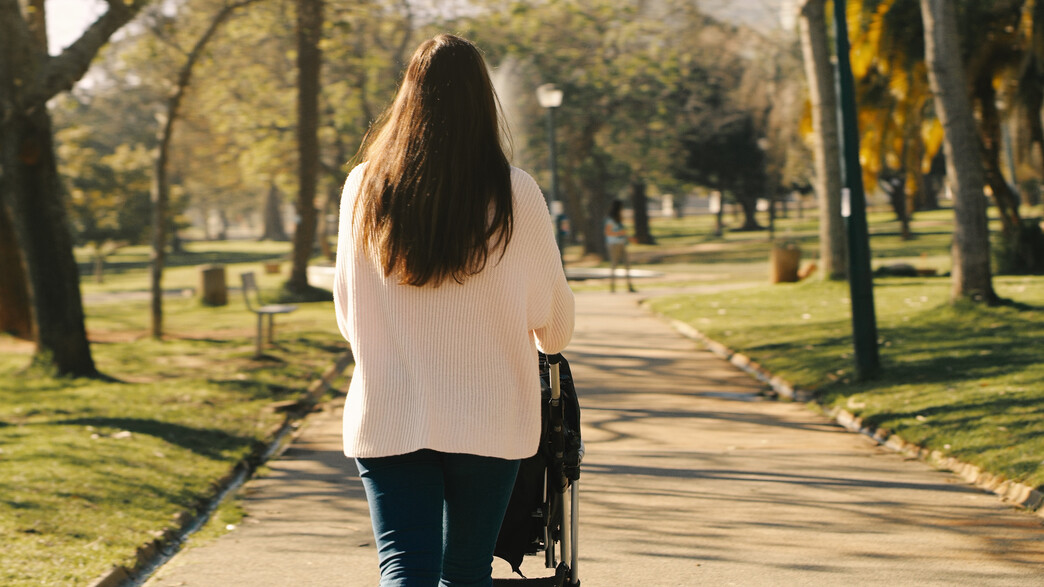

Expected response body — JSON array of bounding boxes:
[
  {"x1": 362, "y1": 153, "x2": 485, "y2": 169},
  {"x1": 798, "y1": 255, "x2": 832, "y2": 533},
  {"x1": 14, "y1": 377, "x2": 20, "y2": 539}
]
[
  {"x1": 46, "y1": 0, "x2": 106, "y2": 56},
  {"x1": 42, "y1": 0, "x2": 798, "y2": 56},
  {"x1": 700, "y1": 0, "x2": 797, "y2": 32}
]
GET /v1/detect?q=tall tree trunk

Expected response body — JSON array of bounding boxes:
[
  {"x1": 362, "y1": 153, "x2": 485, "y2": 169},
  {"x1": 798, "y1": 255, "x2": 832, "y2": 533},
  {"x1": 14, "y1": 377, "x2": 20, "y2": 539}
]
[
  {"x1": 906, "y1": 123, "x2": 927, "y2": 232},
  {"x1": 1, "y1": 110, "x2": 98, "y2": 374},
  {"x1": 975, "y1": 79, "x2": 1022, "y2": 236},
  {"x1": 880, "y1": 174, "x2": 911, "y2": 240},
  {"x1": 580, "y1": 162, "x2": 609, "y2": 259},
  {"x1": 150, "y1": 0, "x2": 259, "y2": 338},
  {"x1": 921, "y1": 149, "x2": 946, "y2": 210},
  {"x1": 0, "y1": 204, "x2": 34, "y2": 339},
  {"x1": 212, "y1": 208, "x2": 227, "y2": 241},
  {"x1": 562, "y1": 122, "x2": 602, "y2": 255},
  {"x1": 800, "y1": 0, "x2": 847, "y2": 280},
  {"x1": 714, "y1": 197, "x2": 725, "y2": 236},
  {"x1": 920, "y1": 0, "x2": 997, "y2": 303},
  {"x1": 287, "y1": 0, "x2": 324, "y2": 294},
  {"x1": 628, "y1": 178, "x2": 655, "y2": 245},
  {"x1": 261, "y1": 182, "x2": 289, "y2": 240},
  {"x1": 734, "y1": 194, "x2": 763, "y2": 231},
  {"x1": 318, "y1": 181, "x2": 338, "y2": 260},
  {"x1": 0, "y1": 0, "x2": 154, "y2": 375},
  {"x1": 93, "y1": 243, "x2": 105, "y2": 284},
  {"x1": 1027, "y1": 0, "x2": 1044, "y2": 185},
  {"x1": 150, "y1": 113, "x2": 172, "y2": 338}
]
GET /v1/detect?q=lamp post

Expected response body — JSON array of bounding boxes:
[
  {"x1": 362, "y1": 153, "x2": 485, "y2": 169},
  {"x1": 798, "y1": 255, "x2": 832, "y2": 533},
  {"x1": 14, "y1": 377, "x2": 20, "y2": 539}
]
[
  {"x1": 537, "y1": 83, "x2": 564, "y2": 258},
  {"x1": 833, "y1": 0, "x2": 880, "y2": 380}
]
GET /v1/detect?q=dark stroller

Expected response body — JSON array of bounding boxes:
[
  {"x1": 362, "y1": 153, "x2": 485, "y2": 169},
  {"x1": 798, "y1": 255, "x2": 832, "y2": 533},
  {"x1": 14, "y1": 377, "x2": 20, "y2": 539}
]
[{"x1": 494, "y1": 353, "x2": 582, "y2": 587}]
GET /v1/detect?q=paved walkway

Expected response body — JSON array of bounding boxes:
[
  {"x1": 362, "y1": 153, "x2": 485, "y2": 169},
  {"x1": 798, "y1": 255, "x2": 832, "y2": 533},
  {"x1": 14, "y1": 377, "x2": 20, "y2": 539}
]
[{"x1": 145, "y1": 288, "x2": 1043, "y2": 586}]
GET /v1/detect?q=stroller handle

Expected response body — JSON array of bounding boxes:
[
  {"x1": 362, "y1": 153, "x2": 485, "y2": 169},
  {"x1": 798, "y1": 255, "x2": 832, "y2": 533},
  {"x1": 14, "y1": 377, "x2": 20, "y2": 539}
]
[
  {"x1": 550, "y1": 361, "x2": 562, "y2": 401},
  {"x1": 546, "y1": 353, "x2": 564, "y2": 401}
]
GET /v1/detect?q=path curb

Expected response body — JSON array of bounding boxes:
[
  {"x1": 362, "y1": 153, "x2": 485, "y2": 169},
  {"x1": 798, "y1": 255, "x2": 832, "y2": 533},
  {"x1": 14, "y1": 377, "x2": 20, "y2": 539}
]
[
  {"x1": 646, "y1": 302, "x2": 1044, "y2": 519},
  {"x1": 661, "y1": 315, "x2": 813, "y2": 402},
  {"x1": 86, "y1": 351, "x2": 353, "y2": 587}
]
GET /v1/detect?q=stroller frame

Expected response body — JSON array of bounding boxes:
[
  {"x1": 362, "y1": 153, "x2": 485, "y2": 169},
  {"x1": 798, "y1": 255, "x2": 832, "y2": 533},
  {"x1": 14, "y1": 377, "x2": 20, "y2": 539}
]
[{"x1": 494, "y1": 353, "x2": 582, "y2": 587}]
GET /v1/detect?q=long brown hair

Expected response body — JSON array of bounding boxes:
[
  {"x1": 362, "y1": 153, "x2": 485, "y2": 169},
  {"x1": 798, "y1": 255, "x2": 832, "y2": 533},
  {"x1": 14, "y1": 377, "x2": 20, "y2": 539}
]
[{"x1": 355, "y1": 34, "x2": 513, "y2": 287}]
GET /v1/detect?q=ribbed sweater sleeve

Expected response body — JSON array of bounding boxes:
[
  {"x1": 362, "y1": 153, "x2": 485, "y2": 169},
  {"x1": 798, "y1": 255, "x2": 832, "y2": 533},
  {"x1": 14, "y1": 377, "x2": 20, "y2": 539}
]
[{"x1": 332, "y1": 165, "x2": 575, "y2": 459}]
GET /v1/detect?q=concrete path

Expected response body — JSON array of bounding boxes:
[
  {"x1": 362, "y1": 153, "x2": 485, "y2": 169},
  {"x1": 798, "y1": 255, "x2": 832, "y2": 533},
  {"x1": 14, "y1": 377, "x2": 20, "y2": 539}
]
[{"x1": 145, "y1": 288, "x2": 1043, "y2": 587}]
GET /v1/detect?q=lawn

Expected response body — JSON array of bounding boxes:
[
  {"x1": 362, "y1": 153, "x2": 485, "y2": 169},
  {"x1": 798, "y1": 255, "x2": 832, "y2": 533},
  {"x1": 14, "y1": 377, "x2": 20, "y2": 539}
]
[
  {"x1": 2, "y1": 204, "x2": 1041, "y2": 583},
  {"x1": 646, "y1": 272, "x2": 1044, "y2": 491},
  {"x1": 563, "y1": 204, "x2": 974, "y2": 292},
  {"x1": 77, "y1": 239, "x2": 307, "y2": 297},
  {"x1": 0, "y1": 241, "x2": 347, "y2": 586},
  {"x1": 636, "y1": 202, "x2": 1044, "y2": 491}
]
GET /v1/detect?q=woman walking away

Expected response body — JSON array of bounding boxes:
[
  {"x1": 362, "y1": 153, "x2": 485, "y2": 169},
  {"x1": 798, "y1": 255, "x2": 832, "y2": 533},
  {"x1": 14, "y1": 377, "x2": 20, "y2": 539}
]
[
  {"x1": 333, "y1": 33, "x2": 575, "y2": 587},
  {"x1": 605, "y1": 200, "x2": 636, "y2": 293}
]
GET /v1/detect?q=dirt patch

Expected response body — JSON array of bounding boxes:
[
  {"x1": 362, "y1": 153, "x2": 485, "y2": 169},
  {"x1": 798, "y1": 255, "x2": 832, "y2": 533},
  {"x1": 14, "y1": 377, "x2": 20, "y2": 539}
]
[
  {"x1": 0, "y1": 336, "x2": 33, "y2": 355},
  {"x1": 169, "y1": 328, "x2": 255, "y2": 341}
]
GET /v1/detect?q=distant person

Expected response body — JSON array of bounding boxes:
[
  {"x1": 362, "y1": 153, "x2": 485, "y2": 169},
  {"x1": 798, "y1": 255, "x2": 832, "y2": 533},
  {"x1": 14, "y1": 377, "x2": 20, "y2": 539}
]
[
  {"x1": 332, "y1": 34, "x2": 574, "y2": 586},
  {"x1": 605, "y1": 200, "x2": 636, "y2": 293},
  {"x1": 550, "y1": 200, "x2": 570, "y2": 258}
]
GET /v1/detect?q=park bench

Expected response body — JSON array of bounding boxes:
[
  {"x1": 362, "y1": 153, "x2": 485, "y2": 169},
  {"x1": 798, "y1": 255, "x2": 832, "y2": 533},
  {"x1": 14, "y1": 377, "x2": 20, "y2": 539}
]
[{"x1": 240, "y1": 271, "x2": 297, "y2": 357}]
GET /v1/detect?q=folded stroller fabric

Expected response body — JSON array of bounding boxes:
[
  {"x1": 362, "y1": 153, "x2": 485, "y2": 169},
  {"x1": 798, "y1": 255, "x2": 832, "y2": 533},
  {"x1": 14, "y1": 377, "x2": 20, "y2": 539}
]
[{"x1": 495, "y1": 353, "x2": 582, "y2": 577}]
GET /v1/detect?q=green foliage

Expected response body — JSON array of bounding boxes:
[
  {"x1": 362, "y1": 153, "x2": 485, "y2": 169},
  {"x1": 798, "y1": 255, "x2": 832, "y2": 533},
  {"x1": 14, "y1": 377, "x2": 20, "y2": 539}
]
[
  {"x1": 462, "y1": 0, "x2": 790, "y2": 251},
  {"x1": 56, "y1": 126, "x2": 153, "y2": 249},
  {"x1": 52, "y1": 72, "x2": 161, "y2": 257},
  {"x1": 677, "y1": 111, "x2": 767, "y2": 204}
]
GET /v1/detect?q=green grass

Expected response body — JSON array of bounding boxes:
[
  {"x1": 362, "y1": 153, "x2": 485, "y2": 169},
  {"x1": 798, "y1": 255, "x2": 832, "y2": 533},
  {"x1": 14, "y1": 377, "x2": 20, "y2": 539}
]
[
  {"x1": 647, "y1": 275, "x2": 1044, "y2": 490},
  {"x1": 0, "y1": 288, "x2": 346, "y2": 585},
  {"x1": 77, "y1": 240, "x2": 309, "y2": 297},
  {"x1": 4, "y1": 207, "x2": 1041, "y2": 583},
  {"x1": 564, "y1": 206, "x2": 968, "y2": 290}
]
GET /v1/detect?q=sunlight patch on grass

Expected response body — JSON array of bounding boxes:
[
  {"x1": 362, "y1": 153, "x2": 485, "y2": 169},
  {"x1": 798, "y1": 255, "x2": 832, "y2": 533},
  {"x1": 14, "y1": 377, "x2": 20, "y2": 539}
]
[{"x1": 0, "y1": 297, "x2": 346, "y2": 586}]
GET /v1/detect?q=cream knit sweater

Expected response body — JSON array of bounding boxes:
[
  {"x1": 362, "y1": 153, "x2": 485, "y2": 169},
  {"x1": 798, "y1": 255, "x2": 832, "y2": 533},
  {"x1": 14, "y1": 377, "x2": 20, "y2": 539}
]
[{"x1": 333, "y1": 164, "x2": 575, "y2": 459}]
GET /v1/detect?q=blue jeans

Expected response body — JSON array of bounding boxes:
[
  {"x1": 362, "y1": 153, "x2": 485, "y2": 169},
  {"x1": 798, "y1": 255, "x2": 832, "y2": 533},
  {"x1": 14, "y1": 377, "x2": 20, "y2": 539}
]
[{"x1": 356, "y1": 450, "x2": 521, "y2": 587}]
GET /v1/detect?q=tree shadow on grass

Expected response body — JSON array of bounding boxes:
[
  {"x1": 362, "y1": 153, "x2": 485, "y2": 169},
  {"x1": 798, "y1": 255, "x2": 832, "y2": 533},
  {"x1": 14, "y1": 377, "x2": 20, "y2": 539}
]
[
  {"x1": 208, "y1": 378, "x2": 299, "y2": 400},
  {"x1": 77, "y1": 249, "x2": 286, "y2": 277},
  {"x1": 55, "y1": 417, "x2": 258, "y2": 460}
]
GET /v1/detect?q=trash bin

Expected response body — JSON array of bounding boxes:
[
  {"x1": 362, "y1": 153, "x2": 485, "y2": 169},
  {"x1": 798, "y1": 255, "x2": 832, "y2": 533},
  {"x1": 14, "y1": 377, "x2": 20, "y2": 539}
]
[
  {"x1": 770, "y1": 244, "x2": 801, "y2": 284},
  {"x1": 199, "y1": 264, "x2": 228, "y2": 306}
]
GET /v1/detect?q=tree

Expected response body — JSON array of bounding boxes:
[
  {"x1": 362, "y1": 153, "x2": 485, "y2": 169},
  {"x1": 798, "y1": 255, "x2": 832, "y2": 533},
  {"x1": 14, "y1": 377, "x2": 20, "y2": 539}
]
[
  {"x1": 799, "y1": 0, "x2": 847, "y2": 279},
  {"x1": 261, "y1": 182, "x2": 290, "y2": 241},
  {"x1": 0, "y1": 0, "x2": 150, "y2": 376},
  {"x1": 0, "y1": 206, "x2": 32, "y2": 339},
  {"x1": 473, "y1": 0, "x2": 737, "y2": 257},
  {"x1": 919, "y1": 0, "x2": 997, "y2": 302},
  {"x1": 56, "y1": 126, "x2": 152, "y2": 283},
  {"x1": 139, "y1": 0, "x2": 261, "y2": 339},
  {"x1": 850, "y1": 0, "x2": 938, "y2": 240},
  {"x1": 286, "y1": 0, "x2": 324, "y2": 297},
  {"x1": 853, "y1": 0, "x2": 1044, "y2": 273},
  {"x1": 678, "y1": 110, "x2": 769, "y2": 231}
]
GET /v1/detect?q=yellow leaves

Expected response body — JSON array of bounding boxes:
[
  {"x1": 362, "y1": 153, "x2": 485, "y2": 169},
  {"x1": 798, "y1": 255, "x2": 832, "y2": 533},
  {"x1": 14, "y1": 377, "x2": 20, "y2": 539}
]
[
  {"x1": 921, "y1": 119, "x2": 944, "y2": 174},
  {"x1": 799, "y1": 98, "x2": 814, "y2": 143},
  {"x1": 1019, "y1": 0, "x2": 1037, "y2": 41}
]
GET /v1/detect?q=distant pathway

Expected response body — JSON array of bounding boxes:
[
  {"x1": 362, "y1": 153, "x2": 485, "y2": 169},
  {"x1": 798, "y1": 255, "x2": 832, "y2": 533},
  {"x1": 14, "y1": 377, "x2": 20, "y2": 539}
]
[{"x1": 145, "y1": 287, "x2": 1044, "y2": 586}]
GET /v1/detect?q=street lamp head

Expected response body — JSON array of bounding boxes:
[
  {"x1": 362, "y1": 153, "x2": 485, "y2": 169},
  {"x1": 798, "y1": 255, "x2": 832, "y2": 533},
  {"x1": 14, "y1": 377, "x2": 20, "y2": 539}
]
[{"x1": 537, "y1": 83, "x2": 563, "y2": 108}]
